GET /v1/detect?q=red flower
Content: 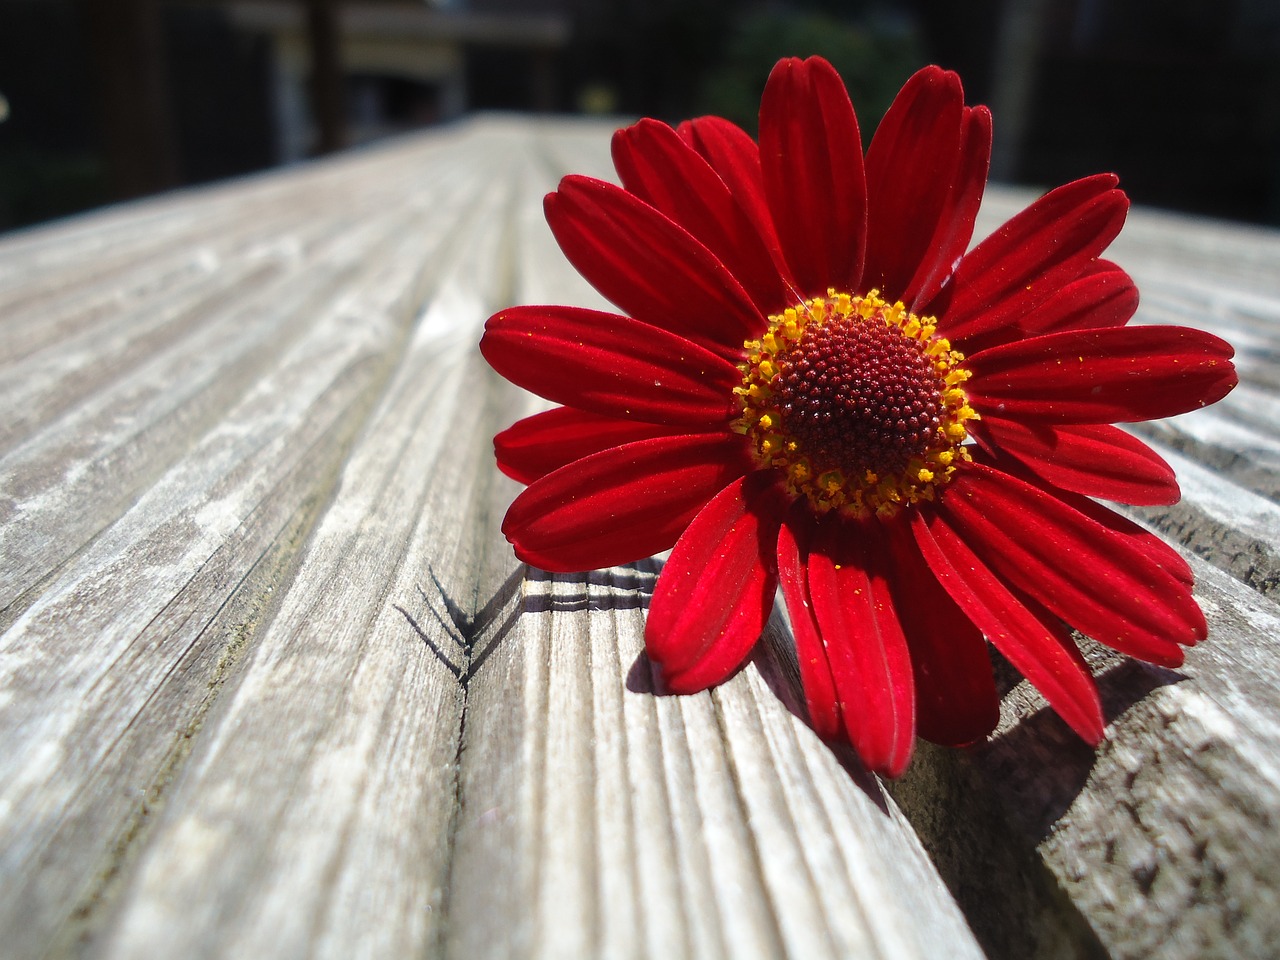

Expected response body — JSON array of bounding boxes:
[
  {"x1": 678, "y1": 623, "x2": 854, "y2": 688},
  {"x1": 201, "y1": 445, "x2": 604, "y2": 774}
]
[{"x1": 480, "y1": 57, "x2": 1237, "y2": 776}]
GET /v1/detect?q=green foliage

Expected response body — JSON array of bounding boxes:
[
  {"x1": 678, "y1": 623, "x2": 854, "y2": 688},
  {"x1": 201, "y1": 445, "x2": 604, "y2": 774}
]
[{"x1": 697, "y1": 10, "x2": 925, "y2": 142}]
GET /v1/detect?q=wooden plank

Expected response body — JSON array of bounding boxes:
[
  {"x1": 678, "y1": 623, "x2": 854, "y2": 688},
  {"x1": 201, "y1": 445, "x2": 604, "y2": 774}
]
[
  {"x1": 891, "y1": 546, "x2": 1280, "y2": 960},
  {"x1": 0, "y1": 134, "x2": 506, "y2": 622},
  {"x1": 1, "y1": 209, "x2": 409, "y2": 616},
  {"x1": 4, "y1": 113, "x2": 1277, "y2": 960},
  {"x1": 1129, "y1": 439, "x2": 1280, "y2": 600},
  {"x1": 90, "y1": 136, "x2": 524, "y2": 958},
  {"x1": 446, "y1": 565, "x2": 987, "y2": 960},
  {"x1": 884, "y1": 198, "x2": 1280, "y2": 958},
  {"x1": 0, "y1": 128, "x2": 490, "y2": 379},
  {"x1": 0, "y1": 124, "x2": 516, "y2": 958},
  {"x1": 439, "y1": 126, "x2": 986, "y2": 960},
  {"x1": 1138, "y1": 385, "x2": 1280, "y2": 502}
]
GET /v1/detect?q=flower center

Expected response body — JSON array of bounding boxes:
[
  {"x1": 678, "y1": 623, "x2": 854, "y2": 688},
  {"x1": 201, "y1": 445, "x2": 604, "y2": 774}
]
[{"x1": 733, "y1": 289, "x2": 978, "y2": 518}]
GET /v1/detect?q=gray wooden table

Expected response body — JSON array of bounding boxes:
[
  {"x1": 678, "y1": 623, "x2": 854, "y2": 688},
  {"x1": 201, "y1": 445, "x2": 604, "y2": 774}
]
[{"x1": 3, "y1": 116, "x2": 1279, "y2": 960}]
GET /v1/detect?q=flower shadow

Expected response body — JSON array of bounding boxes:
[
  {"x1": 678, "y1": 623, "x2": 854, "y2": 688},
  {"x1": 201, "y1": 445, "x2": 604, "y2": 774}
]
[
  {"x1": 522, "y1": 561, "x2": 658, "y2": 614},
  {"x1": 884, "y1": 653, "x2": 1187, "y2": 960},
  {"x1": 396, "y1": 564, "x2": 527, "y2": 689},
  {"x1": 973, "y1": 651, "x2": 1189, "y2": 842}
]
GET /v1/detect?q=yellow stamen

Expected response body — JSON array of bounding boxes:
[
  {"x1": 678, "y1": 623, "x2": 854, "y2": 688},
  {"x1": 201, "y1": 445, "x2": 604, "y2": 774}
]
[{"x1": 733, "y1": 290, "x2": 976, "y2": 519}]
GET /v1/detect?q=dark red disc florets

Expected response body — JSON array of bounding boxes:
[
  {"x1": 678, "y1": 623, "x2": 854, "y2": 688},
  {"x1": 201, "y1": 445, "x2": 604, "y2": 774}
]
[
  {"x1": 773, "y1": 318, "x2": 943, "y2": 478},
  {"x1": 734, "y1": 291, "x2": 977, "y2": 517}
]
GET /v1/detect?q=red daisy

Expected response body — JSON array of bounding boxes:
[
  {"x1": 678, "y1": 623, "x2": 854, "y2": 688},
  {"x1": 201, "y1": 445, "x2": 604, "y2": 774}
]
[{"x1": 480, "y1": 57, "x2": 1238, "y2": 776}]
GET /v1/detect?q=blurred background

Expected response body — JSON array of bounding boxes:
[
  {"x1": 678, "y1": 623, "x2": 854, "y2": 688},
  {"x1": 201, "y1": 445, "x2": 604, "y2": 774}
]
[{"x1": 2, "y1": 0, "x2": 1279, "y2": 234}]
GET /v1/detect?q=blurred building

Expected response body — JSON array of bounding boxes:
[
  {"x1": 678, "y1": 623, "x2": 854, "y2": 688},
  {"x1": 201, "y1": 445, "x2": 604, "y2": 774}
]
[
  {"x1": 226, "y1": 1, "x2": 568, "y2": 161},
  {"x1": 1, "y1": 0, "x2": 1279, "y2": 232},
  {"x1": 0, "y1": 0, "x2": 573, "y2": 229},
  {"x1": 986, "y1": 0, "x2": 1280, "y2": 223}
]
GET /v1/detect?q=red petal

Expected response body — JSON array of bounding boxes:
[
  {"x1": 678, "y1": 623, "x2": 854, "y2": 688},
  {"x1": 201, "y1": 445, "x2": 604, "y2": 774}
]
[
  {"x1": 911, "y1": 509, "x2": 1104, "y2": 744},
  {"x1": 973, "y1": 418, "x2": 1180, "y2": 505},
  {"x1": 930, "y1": 174, "x2": 1128, "y2": 345},
  {"x1": 962, "y1": 259, "x2": 1138, "y2": 354},
  {"x1": 776, "y1": 505, "x2": 841, "y2": 740},
  {"x1": 613, "y1": 119, "x2": 791, "y2": 315},
  {"x1": 678, "y1": 115, "x2": 794, "y2": 288},
  {"x1": 966, "y1": 442, "x2": 1194, "y2": 586},
  {"x1": 494, "y1": 407, "x2": 676, "y2": 485},
  {"x1": 884, "y1": 520, "x2": 999, "y2": 747},
  {"x1": 938, "y1": 463, "x2": 1203, "y2": 665},
  {"x1": 1048, "y1": 483, "x2": 1195, "y2": 587},
  {"x1": 759, "y1": 56, "x2": 867, "y2": 298},
  {"x1": 646, "y1": 472, "x2": 785, "y2": 693},
  {"x1": 907, "y1": 105, "x2": 992, "y2": 309},
  {"x1": 807, "y1": 518, "x2": 915, "y2": 777},
  {"x1": 502, "y1": 433, "x2": 754, "y2": 573},
  {"x1": 863, "y1": 66, "x2": 965, "y2": 303},
  {"x1": 545, "y1": 176, "x2": 763, "y2": 358},
  {"x1": 967, "y1": 325, "x2": 1238, "y2": 423},
  {"x1": 1025, "y1": 260, "x2": 1138, "y2": 333},
  {"x1": 481, "y1": 304, "x2": 739, "y2": 425}
]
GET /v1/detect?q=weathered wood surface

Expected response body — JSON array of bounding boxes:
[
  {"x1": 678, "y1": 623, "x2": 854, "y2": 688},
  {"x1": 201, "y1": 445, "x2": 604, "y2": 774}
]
[
  {"x1": 890, "y1": 194, "x2": 1280, "y2": 960},
  {"x1": 0, "y1": 117, "x2": 979, "y2": 960},
  {"x1": 0, "y1": 115, "x2": 1277, "y2": 960}
]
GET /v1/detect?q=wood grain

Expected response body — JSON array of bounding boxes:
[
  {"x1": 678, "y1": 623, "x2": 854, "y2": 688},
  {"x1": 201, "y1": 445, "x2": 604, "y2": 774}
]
[
  {"x1": 887, "y1": 191, "x2": 1280, "y2": 960},
  {"x1": 1, "y1": 116, "x2": 1277, "y2": 960},
  {"x1": 1, "y1": 119, "x2": 990, "y2": 960}
]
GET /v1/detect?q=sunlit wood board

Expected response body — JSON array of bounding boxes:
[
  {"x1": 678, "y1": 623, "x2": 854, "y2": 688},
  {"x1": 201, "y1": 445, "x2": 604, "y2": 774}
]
[{"x1": 1, "y1": 118, "x2": 983, "y2": 960}]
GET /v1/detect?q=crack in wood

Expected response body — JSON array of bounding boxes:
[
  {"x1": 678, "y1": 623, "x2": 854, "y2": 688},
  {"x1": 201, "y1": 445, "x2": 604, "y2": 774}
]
[{"x1": 396, "y1": 565, "x2": 524, "y2": 690}]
